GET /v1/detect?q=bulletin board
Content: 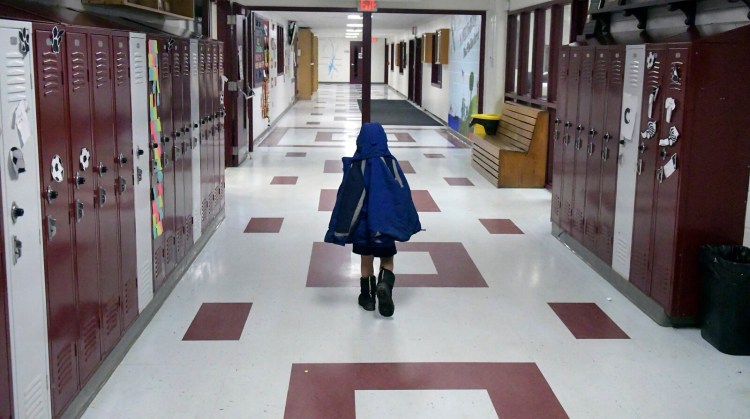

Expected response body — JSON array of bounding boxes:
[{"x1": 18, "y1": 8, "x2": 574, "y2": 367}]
[{"x1": 252, "y1": 15, "x2": 268, "y2": 88}]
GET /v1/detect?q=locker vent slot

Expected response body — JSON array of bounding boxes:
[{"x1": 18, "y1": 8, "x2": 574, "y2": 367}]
[
  {"x1": 22, "y1": 374, "x2": 46, "y2": 419},
  {"x1": 81, "y1": 316, "x2": 98, "y2": 361},
  {"x1": 95, "y1": 51, "x2": 109, "y2": 88},
  {"x1": 42, "y1": 53, "x2": 62, "y2": 96},
  {"x1": 165, "y1": 239, "x2": 172, "y2": 267},
  {"x1": 105, "y1": 297, "x2": 119, "y2": 334},
  {"x1": 123, "y1": 278, "x2": 133, "y2": 314},
  {"x1": 183, "y1": 50, "x2": 190, "y2": 76},
  {"x1": 614, "y1": 238, "x2": 630, "y2": 268},
  {"x1": 115, "y1": 49, "x2": 128, "y2": 86},
  {"x1": 4, "y1": 49, "x2": 28, "y2": 101},
  {"x1": 153, "y1": 249, "x2": 161, "y2": 281},
  {"x1": 191, "y1": 50, "x2": 198, "y2": 73},
  {"x1": 610, "y1": 58, "x2": 624, "y2": 86},
  {"x1": 627, "y1": 59, "x2": 643, "y2": 89},
  {"x1": 133, "y1": 50, "x2": 146, "y2": 85},
  {"x1": 55, "y1": 344, "x2": 74, "y2": 394},
  {"x1": 71, "y1": 51, "x2": 86, "y2": 91}
]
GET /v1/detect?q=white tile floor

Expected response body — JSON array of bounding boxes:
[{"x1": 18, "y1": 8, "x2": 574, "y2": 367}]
[{"x1": 83, "y1": 84, "x2": 750, "y2": 419}]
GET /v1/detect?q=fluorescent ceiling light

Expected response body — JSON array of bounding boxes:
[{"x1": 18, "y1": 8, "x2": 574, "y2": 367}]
[
  {"x1": 348, "y1": 14, "x2": 362, "y2": 20},
  {"x1": 347, "y1": 23, "x2": 363, "y2": 27},
  {"x1": 346, "y1": 29, "x2": 362, "y2": 32}
]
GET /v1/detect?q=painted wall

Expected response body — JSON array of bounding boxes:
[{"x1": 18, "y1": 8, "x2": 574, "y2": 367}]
[{"x1": 317, "y1": 37, "x2": 385, "y2": 83}]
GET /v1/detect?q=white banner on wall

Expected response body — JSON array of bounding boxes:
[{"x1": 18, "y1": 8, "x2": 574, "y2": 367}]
[{"x1": 448, "y1": 15, "x2": 481, "y2": 135}]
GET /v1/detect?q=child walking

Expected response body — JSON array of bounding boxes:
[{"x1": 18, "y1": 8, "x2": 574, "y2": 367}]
[{"x1": 325, "y1": 123, "x2": 421, "y2": 317}]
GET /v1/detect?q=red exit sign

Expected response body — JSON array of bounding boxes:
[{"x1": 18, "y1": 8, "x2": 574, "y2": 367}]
[{"x1": 359, "y1": 0, "x2": 377, "y2": 12}]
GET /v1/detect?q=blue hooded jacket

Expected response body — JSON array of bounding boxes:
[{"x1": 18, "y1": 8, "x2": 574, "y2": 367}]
[{"x1": 324, "y1": 123, "x2": 421, "y2": 247}]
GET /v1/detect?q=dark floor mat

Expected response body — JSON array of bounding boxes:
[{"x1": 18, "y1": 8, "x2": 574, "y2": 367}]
[{"x1": 357, "y1": 99, "x2": 442, "y2": 126}]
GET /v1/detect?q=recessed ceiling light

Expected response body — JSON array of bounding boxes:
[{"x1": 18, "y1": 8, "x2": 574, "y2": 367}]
[
  {"x1": 347, "y1": 23, "x2": 363, "y2": 27},
  {"x1": 348, "y1": 14, "x2": 362, "y2": 20},
  {"x1": 346, "y1": 28, "x2": 362, "y2": 32}
]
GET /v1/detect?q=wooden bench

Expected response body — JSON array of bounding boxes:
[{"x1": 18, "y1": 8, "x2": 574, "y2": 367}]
[{"x1": 470, "y1": 102, "x2": 549, "y2": 188}]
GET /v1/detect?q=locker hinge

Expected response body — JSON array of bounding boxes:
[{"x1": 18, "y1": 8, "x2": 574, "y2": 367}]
[{"x1": 227, "y1": 15, "x2": 237, "y2": 26}]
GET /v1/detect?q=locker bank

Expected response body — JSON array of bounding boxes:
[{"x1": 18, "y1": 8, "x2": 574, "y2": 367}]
[{"x1": 0, "y1": 0, "x2": 748, "y2": 418}]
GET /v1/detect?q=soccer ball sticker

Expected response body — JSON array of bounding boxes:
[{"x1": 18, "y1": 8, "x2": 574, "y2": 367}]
[
  {"x1": 79, "y1": 147, "x2": 91, "y2": 171},
  {"x1": 51, "y1": 155, "x2": 64, "y2": 183}
]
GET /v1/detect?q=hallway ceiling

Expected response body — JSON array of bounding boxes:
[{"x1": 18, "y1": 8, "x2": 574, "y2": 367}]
[{"x1": 254, "y1": 11, "x2": 445, "y2": 39}]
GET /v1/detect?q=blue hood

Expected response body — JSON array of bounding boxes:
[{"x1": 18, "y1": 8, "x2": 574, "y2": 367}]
[{"x1": 354, "y1": 122, "x2": 391, "y2": 160}]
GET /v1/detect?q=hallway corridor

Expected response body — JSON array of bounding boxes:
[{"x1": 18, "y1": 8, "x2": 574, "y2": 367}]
[{"x1": 82, "y1": 84, "x2": 749, "y2": 418}]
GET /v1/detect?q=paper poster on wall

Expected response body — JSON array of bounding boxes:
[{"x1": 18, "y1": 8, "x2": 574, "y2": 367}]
[{"x1": 448, "y1": 15, "x2": 481, "y2": 135}]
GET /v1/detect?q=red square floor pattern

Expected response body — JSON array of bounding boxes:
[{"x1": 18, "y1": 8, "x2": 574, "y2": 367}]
[
  {"x1": 319, "y1": 189, "x2": 439, "y2": 212},
  {"x1": 424, "y1": 153, "x2": 445, "y2": 158},
  {"x1": 182, "y1": 303, "x2": 252, "y2": 341},
  {"x1": 548, "y1": 303, "x2": 630, "y2": 339},
  {"x1": 286, "y1": 152, "x2": 306, "y2": 157},
  {"x1": 271, "y1": 176, "x2": 298, "y2": 185},
  {"x1": 284, "y1": 362, "x2": 568, "y2": 419},
  {"x1": 325, "y1": 160, "x2": 415, "y2": 174},
  {"x1": 480, "y1": 219, "x2": 524, "y2": 234},
  {"x1": 307, "y1": 242, "x2": 487, "y2": 287},
  {"x1": 244, "y1": 217, "x2": 284, "y2": 233},
  {"x1": 444, "y1": 177, "x2": 474, "y2": 186}
]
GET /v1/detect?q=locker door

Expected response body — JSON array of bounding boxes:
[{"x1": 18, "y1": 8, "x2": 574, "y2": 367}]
[
  {"x1": 171, "y1": 40, "x2": 185, "y2": 263},
  {"x1": 0, "y1": 231, "x2": 9, "y2": 418},
  {"x1": 158, "y1": 39, "x2": 176, "y2": 277},
  {"x1": 630, "y1": 45, "x2": 666, "y2": 295},
  {"x1": 199, "y1": 41, "x2": 208, "y2": 231},
  {"x1": 113, "y1": 35, "x2": 138, "y2": 329},
  {"x1": 583, "y1": 47, "x2": 609, "y2": 253},
  {"x1": 571, "y1": 47, "x2": 594, "y2": 242},
  {"x1": 551, "y1": 47, "x2": 569, "y2": 226},
  {"x1": 4, "y1": 21, "x2": 52, "y2": 418},
  {"x1": 208, "y1": 42, "x2": 217, "y2": 221},
  {"x1": 612, "y1": 45, "x2": 646, "y2": 280},
  {"x1": 130, "y1": 33, "x2": 153, "y2": 312},
  {"x1": 560, "y1": 49, "x2": 581, "y2": 233},
  {"x1": 91, "y1": 33, "x2": 122, "y2": 357},
  {"x1": 190, "y1": 39, "x2": 202, "y2": 242},
  {"x1": 596, "y1": 46, "x2": 625, "y2": 265},
  {"x1": 147, "y1": 37, "x2": 166, "y2": 292},
  {"x1": 218, "y1": 42, "x2": 226, "y2": 209},
  {"x1": 650, "y1": 46, "x2": 690, "y2": 309},
  {"x1": 181, "y1": 40, "x2": 193, "y2": 252},
  {"x1": 34, "y1": 25, "x2": 78, "y2": 416},
  {"x1": 66, "y1": 30, "x2": 102, "y2": 384}
]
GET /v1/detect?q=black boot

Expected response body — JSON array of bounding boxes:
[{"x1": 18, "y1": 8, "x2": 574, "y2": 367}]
[
  {"x1": 358, "y1": 276, "x2": 376, "y2": 311},
  {"x1": 376, "y1": 269, "x2": 395, "y2": 317}
]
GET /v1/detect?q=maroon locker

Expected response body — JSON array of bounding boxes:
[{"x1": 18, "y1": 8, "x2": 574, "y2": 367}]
[
  {"x1": 159, "y1": 37, "x2": 176, "y2": 278},
  {"x1": 33, "y1": 25, "x2": 80, "y2": 416},
  {"x1": 582, "y1": 47, "x2": 609, "y2": 253},
  {"x1": 571, "y1": 47, "x2": 594, "y2": 242},
  {"x1": 550, "y1": 47, "x2": 570, "y2": 226},
  {"x1": 0, "y1": 180, "x2": 12, "y2": 419},
  {"x1": 630, "y1": 45, "x2": 667, "y2": 295},
  {"x1": 560, "y1": 49, "x2": 581, "y2": 233},
  {"x1": 199, "y1": 41, "x2": 209, "y2": 231},
  {"x1": 90, "y1": 32, "x2": 122, "y2": 357},
  {"x1": 210, "y1": 42, "x2": 219, "y2": 220},
  {"x1": 207, "y1": 42, "x2": 217, "y2": 222},
  {"x1": 112, "y1": 35, "x2": 138, "y2": 330},
  {"x1": 66, "y1": 30, "x2": 102, "y2": 385},
  {"x1": 181, "y1": 39, "x2": 194, "y2": 251},
  {"x1": 171, "y1": 39, "x2": 186, "y2": 263},
  {"x1": 596, "y1": 46, "x2": 625, "y2": 264},
  {"x1": 218, "y1": 42, "x2": 226, "y2": 209},
  {"x1": 650, "y1": 46, "x2": 690, "y2": 309}
]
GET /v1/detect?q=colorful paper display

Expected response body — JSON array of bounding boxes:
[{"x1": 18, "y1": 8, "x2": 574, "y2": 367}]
[{"x1": 148, "y1": 39, "x2": 165, "y2": 238}]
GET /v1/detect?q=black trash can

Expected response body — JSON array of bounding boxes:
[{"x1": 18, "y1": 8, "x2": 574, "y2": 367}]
[{"x1": 698, "y1": 245, "x2": 750, "y2": 355}]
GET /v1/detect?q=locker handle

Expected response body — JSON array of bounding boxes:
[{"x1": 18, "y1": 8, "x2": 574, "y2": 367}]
[
  {"x1": 151, "y1": 143, "x2": 159, "y2": 150},
  {"x1": 602, "y1": 147, "x2": 610, "y2": 161},
  {"x1": 589, "y1": 128, "x2": 597, "y2": 136},
  {"x1": 75, "y1": 173, "x2": 86, "y2": 189},
  {"x1": 576, "y1": 124, "x2": 584, "y2": 132},
  {"x1": 75, "y1": 200, "x2": 85, "y2": 223},
  {"x1": 118, "y1": 154, "x2": 128, "y2": 166},
  {"x1": 638, "y1": 143, "x2": 646, "y2": 154},
  {"x1": 554, "y1": 118, "x2": 561, "y2": 125},
  {"x1": 137, "y1": 147, "x2": 145, "y2": 157},
  {"x1": 603, "y1": 133, "x2": 611, "y2": 141},
  {"x1": 656, "y1": 168, "x2": 664, "y2": 183},
  {"x1": 564, "y1": 121, "x2": 572, "y2": 128},
  {"x1": 12, "y1": 236, "x2": 21, "y2": 265},
  {"x1": 660, "y1": 148, "x2": 668, "y2": 159},
  {"x1": 637, "y1": 159, "x2": 643, "y2": 175},
  {"x1": 175, "y1": 132, "x2": 181, "y2": 138},
  {"x1": 587, "y1": 142, "x2": 594, "y2": 156},
  {"x1": 194, "y1": 123, "x2": 199, "y2": 128},
  {"x1": 97, "y1": 163, "x2": 108, "y2": 176},
  {"x1": 47, "y1": 217, "x2": 57, "y2": 240},
  {"x1": 575, "y1": 138, "x2": 583, "y2": 151},
  {"x1": 98, "y1": 188, "x2": 107, "y2": 207},
  {"x1": 162, "y1": 136, "x2": 171, "y2": 143},
  {"x1": 11, "y1": 203, "x2": 24, "y2": 223},
  {"x1": 118, "y1": 176, "x2": 127, "y2": 194},
  {"x1": 46, "y1": 186, "x2": 59, "y2": 203}
]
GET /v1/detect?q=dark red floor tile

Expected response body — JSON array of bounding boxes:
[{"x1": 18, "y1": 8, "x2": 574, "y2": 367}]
[
  {"x1": 284, "y1": 362, "x2": 568, "y2": 419},
  {"x1": 394, "y1": 133, "x2": 416, "y2": 142},
  {"x1": 424, "y1": 153, "x2": 445, "y2": 158},
  {"x1": 306, "y1": 242, "x2": 486, "y2": 287},
  {"x1": 258, "y1": 127, "x2": 289, "y2": 147},
  {"x1": 271, "y1": 176, "x2": 298, "y2": 185},
  {"x1": 324, "y1": 160, "x2": 343, "y2": 173},
  {"x1": 315, "y1": 132, "x2": 334, "y2": 142},
  {"x1": 244, "y1": 218, "x2": 284, "y2": 233},
  {"x1": 549, "y1": 303, "x2": 630, "y2": 339},
  {"x1": 412, "y1": 190, "x2": 440, "y2": 212},
  {"x1": 399, "y1": 161, "x2": 415, "y2": 174},
  {"x1": 319, "y1": 189, "x2": 338, "y2": 211},
  {"x1": 444, "y1": 177, "x2": 474, "y2": 186},
  {"x1": 286, "y1": 152, "x2": 307, "y2": 157},
  {"x1": 183, "y1": 303, "x2": 252, "y2": 341},
  {"x1": 480, "y1": 219, "x2": 524, "y2": 234}
]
